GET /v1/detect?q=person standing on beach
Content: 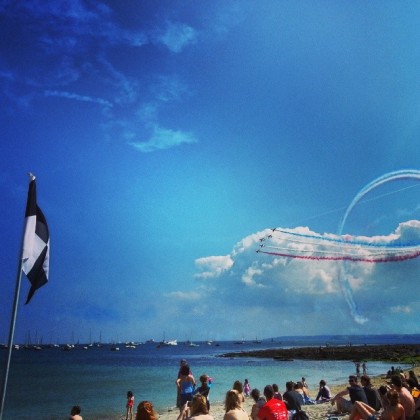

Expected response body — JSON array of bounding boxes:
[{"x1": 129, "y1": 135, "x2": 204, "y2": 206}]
[
  {"x1": 177, "y1": 359, "x2": 192, "y2": 409},
  {"x1": 330, "y1": 375, "x2": 368, "y2": 414},
  {"x1": 177, "y1": 363, "x2": 196, "y2": 411},
  {"x1": 126, "y1": 391, "x2": 135, "y2": 420},
  {"x1": 197, "y1": 374, "x2": 212, "y2": 410},
  {"x1": 257, "y1": 385, "x2": 288, "y2": 420}
]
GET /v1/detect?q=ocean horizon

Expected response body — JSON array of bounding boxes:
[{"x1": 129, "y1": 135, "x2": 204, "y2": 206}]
[{"x1": 1, "y1": 334, "x2": 418, "y2": 419}]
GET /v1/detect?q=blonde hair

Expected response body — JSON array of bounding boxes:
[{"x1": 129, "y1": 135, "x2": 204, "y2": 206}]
[
  {"x1": 190, "y1": 394, "x2": 209, "y2": 416},
  {"x1": 225, "y1": 389, "x2": 241, "y2": 412}
]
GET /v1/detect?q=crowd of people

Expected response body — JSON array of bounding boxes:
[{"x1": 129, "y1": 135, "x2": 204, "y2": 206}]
[{"x1": 67, "y1": 360, "x2": 420, "y2": 420}]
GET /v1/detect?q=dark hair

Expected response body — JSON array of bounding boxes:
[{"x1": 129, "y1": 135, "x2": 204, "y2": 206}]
[
  {"x1": 387, "y1": 390, "x2": 400, "y2": 407},
  {"x1": 391, "y1": 375, "x2": 402, "y2": 388},
  {"x1": 286, "y1": 381, "x2": 295, "y2": 391},
  {"x1": 233, "y1": 380, "x2": 243, "y2": 393},
  {"x1": 127, "y1": 391, "x2": 134, "y2": 398},
  {"x1": 319, "y1": 380, "x2": 326, "y2": 386},
  {"x1": 361, "y1": 375, "x2": 371, "y2": 385},
  {"x1": 250, "y1": 388, "x2": 260, "y2": 402},
  {"x1": 264, "y1": 385, "x2": 274, "y2": 399},
  {"x1": 71, "y1": 406, "x2": 81, "y2": 415},
  {"x1": 272, "y1": 383, "x2": 279, "y2": 392},
  {"x1": 180, "y1": 364, "x2": 190, "y2": 376},
  {"x1": 379, "y1": 385, "x2": 388, "y2": 396}
]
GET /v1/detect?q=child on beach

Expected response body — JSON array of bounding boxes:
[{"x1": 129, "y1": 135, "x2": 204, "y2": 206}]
[
  {"x1": 244, "y1": 379, "x2": 251, "y2": 397},
  {"x1": 69, "y1": 405, "x2": 83, "y2": 420},
  {"x1": 126, "y1": 390, "x2": 135, "y2": 420},
  {"x1": 197, "y1": 374, "x2": 212, "y2": 409}
]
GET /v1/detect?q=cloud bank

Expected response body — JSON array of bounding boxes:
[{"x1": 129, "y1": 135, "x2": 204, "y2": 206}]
[{"x1": 166, "y1": 220, "x2": 420, "y2": 339}]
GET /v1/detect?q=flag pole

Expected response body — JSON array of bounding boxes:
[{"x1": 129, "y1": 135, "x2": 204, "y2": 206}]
[{"x1": 0, "y1": 175, "x2": 33, "y2": 420}]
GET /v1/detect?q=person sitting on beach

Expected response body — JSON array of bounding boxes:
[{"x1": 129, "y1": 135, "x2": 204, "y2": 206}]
[
  {"x1": 257, "y1": 385, "x2": 288, "y2": 420},
  {"x1": 69, "y1": 405, "x2": 83, "y2": 420},
  {"x1": 330, "y1": 375, "x2": 368, "y2": 414},
  {"x1": 272, "y1": 384, "x2": 283, "y2": 401},
  {"x1": 378, "y1": 386, "x2": 391, "y2": 411},
  {"x1": 390, "y1": 375, "x2": 415, "y2": 420},
  {"x1": 177, "y1": 393, "x2": 214, "y2": 420},
  {"x1": 177, "y1": 364, "x2": 196, "y2": 411},
  {"x1": 232, "y1": 380, "x2": 245, "y2": 405},
  {"x1": 136, "y1": 401, "x2": 159, "y2": 420},
  {"x1": 197, "y1": 374, "x2": 212, "y2": 410},
  {"x1": 224, "y1": 389, "x2": 249, "y2": 420},
  {"x1": 360, "y1": 375, "x2": 381, "y2": 411},
  {"x1": 348, "y1": 389, "x2": 405, "y2": 420},
  {"x1": 283, "y1": 381, "x2": 303, "y2": 412},
  {"x1": 316, "y1": 380, "x2": 331, "y2": 403},
  {"x1": 408, "y1": 371, "x2": 419, "y2": 389},
  {"x1": 295, "y1": 381, "x2": 314, "y2": 405},
  {"x1": 250, "y1": 388, "x2": 266, "y2": 420}
]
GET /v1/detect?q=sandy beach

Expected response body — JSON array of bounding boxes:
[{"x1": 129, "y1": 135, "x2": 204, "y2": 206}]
[{"x1": 154, "y1": 366, "x2": 420, "y2": 420}]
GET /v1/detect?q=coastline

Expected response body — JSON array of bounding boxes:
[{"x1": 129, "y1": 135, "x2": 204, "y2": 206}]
[
  {"x1": 152, "y1": 344, "x2": 420, "y2": 420},
  {"x1": 220, "y1": 343, "x2": 420, "y2": 363}
]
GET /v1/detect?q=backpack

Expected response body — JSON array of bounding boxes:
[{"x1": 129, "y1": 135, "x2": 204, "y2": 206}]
[{"x1": 292, "y1": 410, "x2": 309, "y2": 420}]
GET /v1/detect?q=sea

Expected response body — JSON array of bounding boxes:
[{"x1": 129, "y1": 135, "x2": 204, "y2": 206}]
[{"x1": 1, "y1": 334, "x2": 419, "y2": 420}]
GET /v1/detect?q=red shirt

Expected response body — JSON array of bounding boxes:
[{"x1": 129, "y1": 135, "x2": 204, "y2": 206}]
[{"x1": 258, "y1": 398, "x2": 288, "y2": 420}]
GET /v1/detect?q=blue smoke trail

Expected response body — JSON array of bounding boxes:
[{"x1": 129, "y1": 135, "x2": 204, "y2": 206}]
[{"x1": 337, "y1": 169, "x2": 420, "y2": 324}]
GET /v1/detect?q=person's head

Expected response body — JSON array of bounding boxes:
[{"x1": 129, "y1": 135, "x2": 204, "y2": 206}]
[
  {"x1": 263, "y1": 385, "x2": 274, "y2": 400},
  {"x1": 386, "y1": 390, "x2": 400, "y2": 407},
  {"x1": 391, "y1": 375, "x2": 402, "y2": 389},
  {"x1": 127, "y1": 391, "x2": 134, "y2": 398},
  {"x1": 295, "y1": 382, "x2": 303, "y2": 389},
  {"x1": 319, "y1": 380, "x2": 326, "y2": 387},
  {"x1": 407, "y1": 378, "x2": 417, "y2": 389},
  {"x1": 180, "y1": 364, "x2": 190, "y2": 376},
  {"x1": 250, "y1": 388, "x2": 260, "y2": 403},
  {"x1": 136, "y1": 401, "x2": 157, "y2": 420},
  {"x1": 225, "y1": 389, "x2": 241, "y2": 412},
  {"x1": 360, "y1": 375, "x2": 371, "y2": 386},
  {"x1": 379, "y1": 385, "x2": 388, "y2": 396},
  {"x1": 285, "y1": 381, "x2": 294, "y2": 391},
  {"x1": 233, "y1": 380, "x2": 243, "y2": 393},
  {"x1": 71, "y1": 406, "x2": 81, "y2": 415},
  {"x1": 348, "y1": 375, "x2": 358, "y2": 385},
  {"x1": 244, "y1": 379, "x2": 249, "y2": 384},
  {"x1": 180, "y1": 359, "x2": 187, "y2": 366},
  {"x1": 272, "y1": 383, "x2": 279, "y2": 392},
  {"x1": 200, "y1": 374, "x2": 209, "y2": 385},
  {"x1": 302, "y1": 377, "x2": 306, "y2": 382},
  {"x1": 190, "y1": 394, "x2": 209, "y2": 416}
]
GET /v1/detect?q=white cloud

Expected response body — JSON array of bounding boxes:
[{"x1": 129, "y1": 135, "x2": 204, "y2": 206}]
[
  {"x1": 195, "y1": 255, "x2": 234, "y2": 279},
  {"x1": 157, "y1": 21, "x2": 197, "y2": 53},
  {"x1": 167, "y1": 291, "x2": 201, "y2": 301},
  {"x1": 166, "y1": 220, "x2": 420, "y2": 338},
  {"x1": 390, "y1": 305, "x2": 411, "y2": 313},
  {"x1": 127, "y1": 125, "x2": 197, "y2": 153},
  {"x1": 44, "y1": 90, "x2": 113, "y2": 107}
]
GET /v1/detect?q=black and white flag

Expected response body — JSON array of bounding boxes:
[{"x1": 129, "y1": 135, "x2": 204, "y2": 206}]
[{"x1": 22, "y1": 174, "x2": 50, "y2": 304}]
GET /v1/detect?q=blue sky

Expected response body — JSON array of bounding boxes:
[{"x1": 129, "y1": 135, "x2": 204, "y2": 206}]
[{"x1": 0, "y1": 1, "x2": 419, "y2": 344}]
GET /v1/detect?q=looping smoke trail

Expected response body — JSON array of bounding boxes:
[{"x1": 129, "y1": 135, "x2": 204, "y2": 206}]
[{"x1": 337, "y1": 169, "x2": 420, "y2": 325}]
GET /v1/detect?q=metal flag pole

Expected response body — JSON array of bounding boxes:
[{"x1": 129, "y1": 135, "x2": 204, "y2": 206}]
[{"x1": 0, "y1": 176, "x2": 31, "y2": 420}]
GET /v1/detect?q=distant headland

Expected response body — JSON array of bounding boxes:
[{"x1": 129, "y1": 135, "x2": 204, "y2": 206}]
[{"x1": 220, "y1": 343, "x2": 420, "y2": 363}]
